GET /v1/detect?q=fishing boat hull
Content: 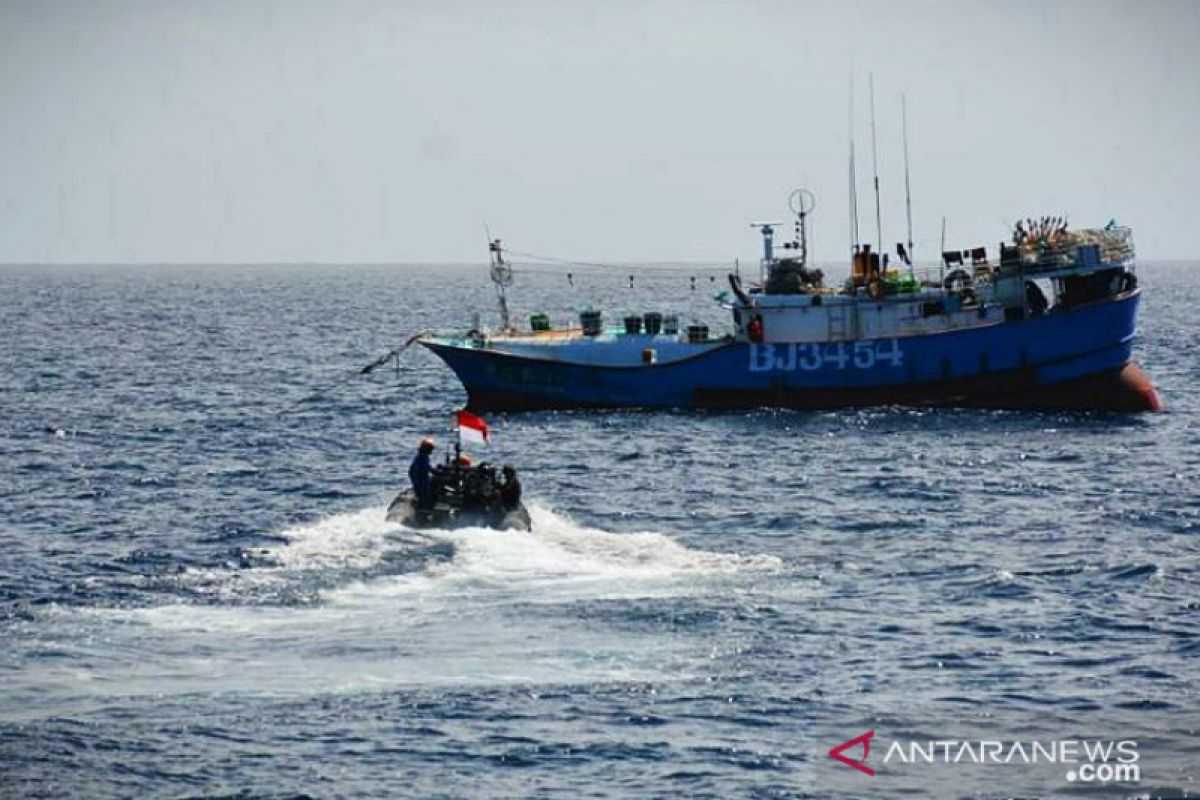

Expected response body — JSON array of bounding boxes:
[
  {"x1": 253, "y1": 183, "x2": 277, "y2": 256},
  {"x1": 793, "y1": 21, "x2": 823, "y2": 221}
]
[
  {"x1": 422, "y1": 291, "x2": 1160, "y2": 413},
  {"x1": 386, "y1": 489, "x2": 532, "y2": 531}
]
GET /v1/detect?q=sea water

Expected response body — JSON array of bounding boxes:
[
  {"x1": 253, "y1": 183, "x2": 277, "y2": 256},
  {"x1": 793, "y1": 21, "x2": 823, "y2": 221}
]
[{"x1": 1, "y1": 262, "x2": 1197, "y2": 798}]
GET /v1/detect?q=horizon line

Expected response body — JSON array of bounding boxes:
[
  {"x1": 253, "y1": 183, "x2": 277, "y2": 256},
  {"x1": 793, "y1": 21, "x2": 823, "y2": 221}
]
[{"x1": 1, "y1": 257, "x2": 1197, "y2": 268}]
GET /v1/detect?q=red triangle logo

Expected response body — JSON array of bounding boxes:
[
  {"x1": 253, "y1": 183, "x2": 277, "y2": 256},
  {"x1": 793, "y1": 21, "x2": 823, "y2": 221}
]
[{"x1": 828, "y1": 730, "x2": 875, "y2": 776}]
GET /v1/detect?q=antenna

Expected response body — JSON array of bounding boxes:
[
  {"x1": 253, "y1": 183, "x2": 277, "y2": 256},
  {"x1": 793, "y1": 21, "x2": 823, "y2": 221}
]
[
  {"x1": 940, "y1": 215, "x2": 947, "y2": 285},
  {"x1": 750, "y1": 222, "x2": 781, "y2": 284},
  {"x1": 902, "y1": 94, "x2": 914, "y2": 274},
  {"x1": 789, "y1": 188, "x2": 816, "y2": 266},
  {"x1": 869, "y1": 73, "x2": 883, "y2": 264},
  {"x1": 750, "y1": 222, "x2": 783, "y2": 262}
]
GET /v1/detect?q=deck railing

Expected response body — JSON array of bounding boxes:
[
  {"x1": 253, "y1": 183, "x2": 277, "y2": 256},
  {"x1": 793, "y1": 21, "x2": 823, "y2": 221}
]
[{"x1": 1015, "y1": 226, "x2": 1136, "y2": 271}]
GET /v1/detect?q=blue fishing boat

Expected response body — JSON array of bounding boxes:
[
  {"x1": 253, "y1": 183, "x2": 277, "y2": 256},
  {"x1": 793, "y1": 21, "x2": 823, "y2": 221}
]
[
  {"x1": 412, "y1": 86, "x2": 1159, "y2": 415},
  {"x1": 418, "y1": 195, "x2": 1159, "y2": 413}
]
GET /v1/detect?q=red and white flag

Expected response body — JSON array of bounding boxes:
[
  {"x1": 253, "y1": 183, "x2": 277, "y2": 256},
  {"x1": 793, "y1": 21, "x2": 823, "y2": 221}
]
[{"x1": 455, "y1": 409, "x2": 490, "y2": 446}]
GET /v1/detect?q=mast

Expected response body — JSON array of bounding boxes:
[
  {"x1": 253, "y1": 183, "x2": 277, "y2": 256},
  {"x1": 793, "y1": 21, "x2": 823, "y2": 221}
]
[
  {"x1": 848, "y1": 74, "x2": 860, "y2": 258},
  {"x1": 869, "y1": 74, "x2": 883, "y2": 263},
  {"x1": 902, "y1": 94, "x2": 914, "y2": 274},
  {"x1": 487, "y1": 237, "x2": 513, "y2": 331}
]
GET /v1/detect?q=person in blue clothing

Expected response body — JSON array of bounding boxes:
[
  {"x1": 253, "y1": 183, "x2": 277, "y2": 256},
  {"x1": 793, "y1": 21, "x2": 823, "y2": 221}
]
[{"x1": 409, "y1": 438, "x2": 436, "y2": 509}]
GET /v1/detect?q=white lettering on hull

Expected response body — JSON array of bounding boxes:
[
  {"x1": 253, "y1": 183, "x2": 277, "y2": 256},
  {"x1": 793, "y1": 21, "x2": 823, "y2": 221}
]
[{"x1": 748, "y1": 340, "x2": 904, "y2": 372}]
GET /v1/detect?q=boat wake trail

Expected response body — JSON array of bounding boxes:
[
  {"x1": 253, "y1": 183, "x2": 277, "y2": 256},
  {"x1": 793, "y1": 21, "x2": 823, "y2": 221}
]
[
  {"x1": 5, "y1": 506, "x2": 779, "y2": 713},
  {"x1": 329, "y1": 503, "x2": 780, "y2": 603}
]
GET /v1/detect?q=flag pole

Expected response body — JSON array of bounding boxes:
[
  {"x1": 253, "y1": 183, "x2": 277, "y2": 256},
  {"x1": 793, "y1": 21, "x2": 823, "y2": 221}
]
[{"x1": 454, "y1": 411, "x2": 462, "y2": 463}]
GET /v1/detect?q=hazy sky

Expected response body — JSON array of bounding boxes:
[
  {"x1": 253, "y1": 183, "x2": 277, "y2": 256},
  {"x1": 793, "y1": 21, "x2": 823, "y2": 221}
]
[{"x1": 2, "y1": 0, "x2": 1198, "y2": 264}]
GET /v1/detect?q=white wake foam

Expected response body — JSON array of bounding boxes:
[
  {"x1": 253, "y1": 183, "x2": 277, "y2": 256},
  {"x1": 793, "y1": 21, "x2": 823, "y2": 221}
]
[
  {"x1": 322, "y1": 503, "x2": 780, "y2": 605},
  {"x1": 10, "y1": 504, "x2": 781, "y2": 706},
  {"x1": 272, "y1": 506, "x2": 393, "y2": 571}
]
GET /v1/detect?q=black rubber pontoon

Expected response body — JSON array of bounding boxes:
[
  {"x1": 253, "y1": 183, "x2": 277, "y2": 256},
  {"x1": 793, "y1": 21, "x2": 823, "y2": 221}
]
[{"x1": 385, "y1": 489, "x2": 531, "y2": 530}]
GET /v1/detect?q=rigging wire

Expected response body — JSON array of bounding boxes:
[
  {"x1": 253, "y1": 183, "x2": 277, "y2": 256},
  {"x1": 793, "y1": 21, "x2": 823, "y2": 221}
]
[
  {"x1": 501, "y1": 248, "x2": 729, "y2": 275},
  {"x1": 507, "y1": 263, "x2": 725, "y2": 278}
]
